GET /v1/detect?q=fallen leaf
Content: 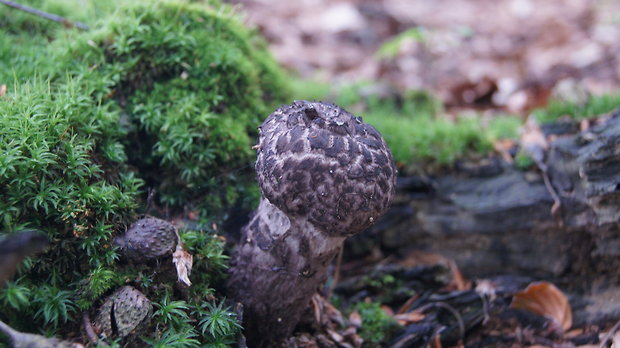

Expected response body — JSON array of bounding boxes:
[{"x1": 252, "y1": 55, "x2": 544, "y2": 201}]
[
  {"x1": 511, "y1": 281, "x2": 572, "y2": 331},
  {"x1": 381, "y1": 305, "x2": 394, "y2": 316},
  {"x1": 397, "y1": 293, "x2": 420, "y2": 314},
  {"x1": 312, "y1": 294, "x2": 322, "y2": 325},
  {"x1": 448, "y1": 260, "x2": 471, "y2": 291},
  {"x1": 172, "y1": 244, "x2": 193, "y2": 286},
  {"x1": 494, "y1": 139, "x2": 516, "y2": 163},
  {"x1": 0, "y1": 84, "x2": 6, "y2": 97},
  {"x1": 349, "y1": 310, "x2": 362, "y2": 328},
  {"x1": 394, "y1": 311, "x2": 425, "y2": 326},
  {"x1": 431, "y1": 334, "x2": 443, "y2": 348}
]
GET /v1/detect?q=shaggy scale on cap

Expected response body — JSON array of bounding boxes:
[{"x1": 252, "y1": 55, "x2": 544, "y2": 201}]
[{"x1": 256, "y1": 100, "x2": 396, "y2": 237}]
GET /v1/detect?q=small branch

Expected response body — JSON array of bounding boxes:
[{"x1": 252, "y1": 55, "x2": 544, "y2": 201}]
[
  {"x1": 598, "y1": 319, "x2": 620, "y2": 348},
  {"x1": 326, "y1": 246, "x2": 344, "y2": 301},
  {"x1": 0, "y1": 0, "x2": 89, "y2": 30},
  {"x1": 82, "y1": 312, "x2": 104, "y2": 347}
]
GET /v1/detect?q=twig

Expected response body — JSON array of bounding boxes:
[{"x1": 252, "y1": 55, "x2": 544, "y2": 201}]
[
  {"x1": 0, "y1": 0, "x2": 89, "y2": 30},
  {"x1": 416, "y1": 302, "x2": 466, "y2": 343},
  {"x1": 599, "y1": 319, "x2": 620, "y2": 348},
  {"x1": 82, "y1": 312, "x2": 104, "y2": 347},
  {"x1": 541, "y1": 168, "x2": 563, "y2": 223},
  {"x1": 326, "y1": 246, "x2": 344, "y2": 301}
]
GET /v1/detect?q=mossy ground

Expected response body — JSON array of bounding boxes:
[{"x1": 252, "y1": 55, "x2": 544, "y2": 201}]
[
  {"x1": 293, "y1": 79, "x2": 620, "y2": 171},
  {"x1": 1, "y1": 0, "x2": 288, "y2": 346}
]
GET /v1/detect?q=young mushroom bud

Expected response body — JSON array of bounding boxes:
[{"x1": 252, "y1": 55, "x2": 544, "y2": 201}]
[
  {"x1": 227, "y1": 101, "x2": 396, "y2": 347},
  {"x1": 94, "y1": 286, "x2": 153, "y2": 339},
  {"x1": 113, "y1": 216, "x2": 177, "y2": 262}
]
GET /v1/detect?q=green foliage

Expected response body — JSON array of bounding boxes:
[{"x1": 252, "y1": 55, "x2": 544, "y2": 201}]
[
  {"x1": 353, "y1": 302, "x2": 401, "y2": 347},
  {"x1": 196, "y1": 300, "x2": 242, "y2": 340},
  {"x1": 148, "y1": 294, "x2": 241, "y2": 347},
  {"x1": 533, "y1": 93, "x2": 620, "y2": 123},
  {"x1": 1, "y1": 281, "x2": 31, "y2": 311},
  {"x1": 515, "y1": 151, "x2": 535, "y2": 170},
  {"x1": 154, "y1": 291, "x2": 191, "y2": 329},
  {"x1": 49, "y1": 0, "x2": 290, "y2": 217},
  {"x1": 377, "y1": 27, "x2": 427, "y2": 59},
  {"x1": 0, "y1": 0, "x2": 287, "y2": 345},
  {"x1": 32, "y1": 285, "x2": 77, "y2": 329},
  {"x1": 143, "y1": 327, "x2": 201, "y2": 348},
  {"x1": 291, "y1": 81, "x2": 523, "y2": 169}
]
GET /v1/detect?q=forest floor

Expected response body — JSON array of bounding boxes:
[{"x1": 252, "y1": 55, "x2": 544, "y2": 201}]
[
  {"x1": 232, "y1": 0, "x2": 620, "y2": 114},
  {"x1": 227, "y1": 1, "x2": 620, "y2": 347}
]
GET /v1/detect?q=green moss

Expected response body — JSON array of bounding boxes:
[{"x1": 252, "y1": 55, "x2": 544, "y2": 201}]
[
  {"x1": 290, "y1": 81, "x2": 523, "y2": 169},
  {"x1": 533, "y1": 93, "x2": 620, "y2": 123},
  {"x1": 515, "y1": 151, "x2": 535, "y2": 170},
  {"x1": 1, "y1": 0, "x2": 287, "y2": 345},
  {"x1": 353, "y1": 301, "x2": 401, "y2": 347}
]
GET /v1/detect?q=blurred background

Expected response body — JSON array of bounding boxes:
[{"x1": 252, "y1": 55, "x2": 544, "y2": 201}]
[{"x1": 229, "y1": 0, "x2": 620, "y2": 112}]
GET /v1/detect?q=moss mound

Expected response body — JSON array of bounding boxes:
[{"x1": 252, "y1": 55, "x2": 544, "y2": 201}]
[{"x1": 0, "y1": 0, "x2": 289, "y2": 345}]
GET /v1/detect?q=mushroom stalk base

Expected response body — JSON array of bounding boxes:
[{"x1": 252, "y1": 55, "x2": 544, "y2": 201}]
[{"x1": 227, "y1": 198, "x2": 344, "y2": 347}]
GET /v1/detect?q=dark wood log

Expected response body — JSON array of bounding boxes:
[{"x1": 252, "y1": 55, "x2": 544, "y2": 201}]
[{"x1": 349, "y1": 110, "x2": 620, "y2": 322}]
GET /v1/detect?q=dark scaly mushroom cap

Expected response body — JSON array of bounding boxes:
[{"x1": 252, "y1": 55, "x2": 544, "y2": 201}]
[
  {"x1": 94, "y1": 286, "x2": 152, "y2": 339},
  {"x1": 114, "y1": 216, "x2": 177, "y2": 262},
  {"x1": 255, "y1": 101, "x2": 396, "y2": 237}
]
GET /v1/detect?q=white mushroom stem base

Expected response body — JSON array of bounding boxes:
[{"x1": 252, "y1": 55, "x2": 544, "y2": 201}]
[{"x1": 227, "y1": 198, "x2": 345, "y2": 347}]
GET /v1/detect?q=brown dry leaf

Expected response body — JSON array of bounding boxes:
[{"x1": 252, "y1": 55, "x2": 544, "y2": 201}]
[
  {"x1": 394, "y1": 311, "x2": 425, "y2": 326},
  {"x1": 381, "y1": 305, "x2": 394, "y2": 317},
  {"x1": 172, "y1": 244, "x2": 193, "y2": 286},
  {"x1": 494, "y1": 139, "x2": 516, "y2": 163},
  {"x1": 311, "y1": 294, "x2": 322, "y2": 325},
  {"x1": 326, "y1": 328, "x2": 345, "y2": 344},
  {"x1": 448, "y1": 260, "x2": 471, "y2": 291},
  {"x1": 0, "y1": 84, "x2": 6, "y2": 97},
  {"x1": 349, "y1": 310, "x2": 362, "y2": 328},
  {"x1": 431, "y1": 334, "x2": 443, "y2": 348},
  {"x1": 564, "y1": 328, "x2": 584, "y2": 338},
  {"x1": 511, "y1": 281, "x2": 572, "y2": 331}
]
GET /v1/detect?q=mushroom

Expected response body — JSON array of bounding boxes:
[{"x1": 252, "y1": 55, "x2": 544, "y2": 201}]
[
  {"x1": 94, "y1": 286, "x2": 153, "y2": 339},
  {"x1": 227, "y1": 101, "x2": 396, "y2": 346},
  {"x1": 113, "y1": 216, "x2": 178, "y2": 262}
]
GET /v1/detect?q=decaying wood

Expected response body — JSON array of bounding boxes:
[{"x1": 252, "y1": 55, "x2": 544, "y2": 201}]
[{"x1": 353, "y1": 110, "x2": 620, "y2": 321}]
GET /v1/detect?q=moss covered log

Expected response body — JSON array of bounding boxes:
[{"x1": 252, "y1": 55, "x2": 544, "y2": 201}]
[{"x1": 0, "y1": 0, "x2": 288, "y2": 346}]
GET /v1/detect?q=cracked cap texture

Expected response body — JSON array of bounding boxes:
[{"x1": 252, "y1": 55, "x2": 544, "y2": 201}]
[{"x1": 256, "y1": 101, "x2": 397, "y2": 237}]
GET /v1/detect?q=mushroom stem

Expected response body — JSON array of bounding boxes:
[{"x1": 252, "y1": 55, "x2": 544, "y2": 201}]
[{"x1": 227, "y1": 198, "x2": 344, "y2": 346}]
